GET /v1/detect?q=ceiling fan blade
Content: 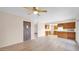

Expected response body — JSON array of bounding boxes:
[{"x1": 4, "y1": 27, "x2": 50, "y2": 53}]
[
  {"x1": 33, "y1": 7, "x2": 37, "y2": 11},
  {"x1": 40, "y1": 10, "x2": 47, "y2": 12}
]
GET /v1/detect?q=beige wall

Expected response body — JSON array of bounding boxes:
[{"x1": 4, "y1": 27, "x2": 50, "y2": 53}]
[
  {"x1": 38, "y1": 23, "x2": 45, "y2": 37},
  {"x1": 76, "y1": 19, "x2": 79, "y2": 45},
  {"x1": 0, "y1": 11, "x2": 35, "y2": 48}
]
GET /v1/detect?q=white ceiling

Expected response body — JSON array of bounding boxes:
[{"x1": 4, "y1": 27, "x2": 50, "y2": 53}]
[{"x1": 0, "y1": 7, "x2": 79, "y2": 23}]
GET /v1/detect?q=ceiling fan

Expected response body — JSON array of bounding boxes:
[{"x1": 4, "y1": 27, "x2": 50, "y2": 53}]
[{"x1": 24, "y1": 7, "x2": 47, "y2": 16}]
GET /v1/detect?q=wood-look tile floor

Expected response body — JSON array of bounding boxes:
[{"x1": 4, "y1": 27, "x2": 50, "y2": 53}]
[{"x1": 0, "y1": 36, "x2": 79, "y2": 51}]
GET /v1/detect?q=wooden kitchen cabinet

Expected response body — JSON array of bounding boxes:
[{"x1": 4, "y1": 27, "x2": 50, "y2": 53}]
[
  {"x1": 54, "y1": 22, "x2": 75, "y2": 40},
  {"x1": 67, "y1": 32, "x2": 75, "y2": 40},
  {"x1": 57, "y1": 32, "x2": 75, "y2": 40},
  {"x1": 45, "y1": 31, "x2": 51, "y2": 36},
  {"x1": 58, "y1": 22, "x2": 75, "y2": 29},
  {"x1": 58, "y1": 23, "x2": 63, "y2": 27},
  {"x1": 57, "y1": 32, "x2": 67, "y2": 39},
  {"x1": 63, "y1": 22, "x2": 75, "y2": 29}
]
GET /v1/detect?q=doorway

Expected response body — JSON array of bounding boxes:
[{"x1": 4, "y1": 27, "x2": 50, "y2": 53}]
[
  {"x1": 23, "y1": 21, "x2": 31, "y2": 41},
  {"x1": 34, "y1": 24, "x2": 38, "y2": 39}
]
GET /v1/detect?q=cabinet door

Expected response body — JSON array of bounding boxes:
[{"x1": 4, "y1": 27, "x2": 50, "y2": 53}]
[
  {"x1": 58, "y1": 23, "x2": 63, "y2": 27},
  {"x1": 45, "y1": 31, "x2": 51, "y2": 36},
  {"x1": 58, "y1": 32, "x2": 67, "y2": 39},
  {"x1": 45, "y1": 31, "x2": 49, "y2": 36},
  {"x1": 63, "y1": 22, "x2": 75, "y2": 29},
  {"x1": 67, "y1": 32, "x2": 75, "y2": 40}
]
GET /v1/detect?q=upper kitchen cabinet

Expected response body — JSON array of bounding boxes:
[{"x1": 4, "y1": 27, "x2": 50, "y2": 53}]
[
  {"x1": 45, "y1": 24, "x2": 50, "y2": 29},
  {"x1": 63, "y1": 22, "x2": 75, "y2": 29},
  {"x1": 58, "y1": 22, "x2": 75, "y2": 29},
  {"x1": 58, "y1": 23, "x2": 63, "y2": 27}
]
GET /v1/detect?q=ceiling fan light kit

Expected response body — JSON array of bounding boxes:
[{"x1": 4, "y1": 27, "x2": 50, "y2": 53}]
[{"x1": 33, "y1": 11, "x2": 38, "y2": 15}]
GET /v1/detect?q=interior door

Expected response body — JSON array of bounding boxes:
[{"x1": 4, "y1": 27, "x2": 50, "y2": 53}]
[{"x1": 23, "y1": 21, "x2": 31, "y2": 41}]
